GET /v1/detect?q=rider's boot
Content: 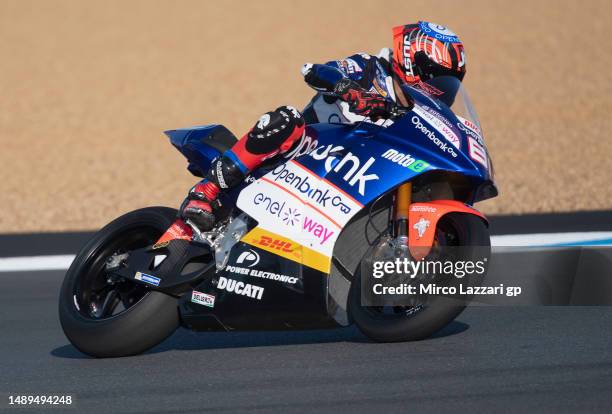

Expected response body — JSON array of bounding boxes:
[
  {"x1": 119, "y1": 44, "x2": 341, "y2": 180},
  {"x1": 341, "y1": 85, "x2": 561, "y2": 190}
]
[{"x1": 155, "y1": 105, "x2": 305, "y2": 244}]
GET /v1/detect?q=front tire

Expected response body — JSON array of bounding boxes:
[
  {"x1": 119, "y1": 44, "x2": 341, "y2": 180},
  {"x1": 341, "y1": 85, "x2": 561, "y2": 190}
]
[
  {"x1": 349, "y1": 213, "x2": 490, "y2": 342},
  {"x1": 59, "y1": 207, "x2": 180, "y2": 358}
]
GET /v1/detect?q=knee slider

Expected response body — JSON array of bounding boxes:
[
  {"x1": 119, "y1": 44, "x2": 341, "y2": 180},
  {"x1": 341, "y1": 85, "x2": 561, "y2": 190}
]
[{"x1": 246, "y1": 106, "x2": 305, "y2": 155}]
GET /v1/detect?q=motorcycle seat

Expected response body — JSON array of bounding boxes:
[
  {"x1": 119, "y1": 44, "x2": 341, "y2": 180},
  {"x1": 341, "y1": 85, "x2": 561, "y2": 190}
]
[{"x1": 199, "y1": 125, "x2": 238, "y2": 154}]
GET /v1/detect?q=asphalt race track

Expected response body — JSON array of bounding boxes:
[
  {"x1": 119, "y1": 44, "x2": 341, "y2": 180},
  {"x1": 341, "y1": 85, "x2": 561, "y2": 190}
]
[
  {"x1": 1, "y1": 212, "x2": 612, "y2": 413},
  {"x1": 2, "y1": 270, "x2": 612, "y2": 413}
]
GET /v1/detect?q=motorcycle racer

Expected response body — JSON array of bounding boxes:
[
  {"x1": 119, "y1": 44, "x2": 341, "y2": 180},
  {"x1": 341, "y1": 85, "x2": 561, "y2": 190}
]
[
  {"x1": 158, "y1": 21, "x2": 467, "y2": 240},
  {"x1": 302, "y1": 21, "x2": 465, "y2": 125}
]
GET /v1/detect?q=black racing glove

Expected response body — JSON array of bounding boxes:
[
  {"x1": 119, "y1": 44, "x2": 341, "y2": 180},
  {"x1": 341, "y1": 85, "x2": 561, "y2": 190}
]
[{"x1": 333, "y1": 78, "x2": 393, "y2": 120}]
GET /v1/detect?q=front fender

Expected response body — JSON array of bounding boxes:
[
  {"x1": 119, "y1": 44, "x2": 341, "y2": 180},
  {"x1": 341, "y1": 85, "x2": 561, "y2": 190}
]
[{"x1": 409, "y1": 200, "x2": 488, "y2": 260}]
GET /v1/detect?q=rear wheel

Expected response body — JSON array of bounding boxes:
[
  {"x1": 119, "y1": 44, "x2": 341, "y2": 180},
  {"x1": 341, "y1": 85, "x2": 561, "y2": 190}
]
[
  {"x1": 349, "y1": 213, "x2": 489, "y2": 342},
  {"x1": 59, "y1": 207, "x2": 180, "y2": 358}
]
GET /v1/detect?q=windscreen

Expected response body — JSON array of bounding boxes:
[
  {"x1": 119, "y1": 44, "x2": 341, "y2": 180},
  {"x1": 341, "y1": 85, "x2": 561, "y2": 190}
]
[
  {"x1": 402, "y1": 76, "x2": 483, "y2": 138},
  {"x1": 450, "y1": 81, "x2": 483, "y2": 137}
]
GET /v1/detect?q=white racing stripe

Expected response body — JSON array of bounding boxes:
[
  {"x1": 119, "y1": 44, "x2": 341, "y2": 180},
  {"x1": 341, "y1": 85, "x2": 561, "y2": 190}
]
[
  {"x1": 0, "y1": 255, "x2": 75, "y2": 272},
  {"x1": 491, "y1": 232, "x2": 612, "y2": 247},
  {"x1": 0, "y1": 232, "x2": 611, "y2": 273}
]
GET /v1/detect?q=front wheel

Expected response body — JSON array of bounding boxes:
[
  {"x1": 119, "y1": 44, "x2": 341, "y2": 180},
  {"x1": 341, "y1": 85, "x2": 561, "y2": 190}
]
[
  {"x1": 59, "y1": 207, "x2": 180, "y2": 358},
  {"x1": 349, "y1": 213, "x2": 490, "y2": 342}
]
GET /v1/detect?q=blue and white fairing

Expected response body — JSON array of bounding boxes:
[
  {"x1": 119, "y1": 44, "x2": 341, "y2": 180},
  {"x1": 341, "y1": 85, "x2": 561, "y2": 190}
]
[{"x1": 281, "y1": 78, "x2": 495, "y2": 208}]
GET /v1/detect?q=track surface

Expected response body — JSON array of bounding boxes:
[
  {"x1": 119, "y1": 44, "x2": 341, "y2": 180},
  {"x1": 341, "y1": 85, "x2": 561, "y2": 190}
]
[
  {"x1": 2, "y1": 1, "x2": 612, "y2": 233},
  {"x1": 1, "y1": 270, "x2": 611, "y2": 413}
]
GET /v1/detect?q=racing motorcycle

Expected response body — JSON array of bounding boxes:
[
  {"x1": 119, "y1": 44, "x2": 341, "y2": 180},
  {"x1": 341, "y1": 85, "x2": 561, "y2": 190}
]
[{"x1": 59, "y1": 76, "x2": 497, "y2": 357}]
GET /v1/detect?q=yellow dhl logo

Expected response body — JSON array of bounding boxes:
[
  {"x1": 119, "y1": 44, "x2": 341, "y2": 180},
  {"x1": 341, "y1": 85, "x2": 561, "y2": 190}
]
[{"x1": 242, "y1": 227, "x2": 331, "y2": 274}]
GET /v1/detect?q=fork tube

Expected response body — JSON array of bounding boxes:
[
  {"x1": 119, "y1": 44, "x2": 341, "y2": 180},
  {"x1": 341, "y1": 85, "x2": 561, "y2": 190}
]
[{"x1": 395, "y1": 182, "x2": 412, "y2": 237}]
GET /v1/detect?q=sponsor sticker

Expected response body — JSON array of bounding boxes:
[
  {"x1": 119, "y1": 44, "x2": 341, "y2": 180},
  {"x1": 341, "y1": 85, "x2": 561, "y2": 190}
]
[
  {"x1": 468, "y1": 137, "x2": 488, "y2": 168},
  {"x1": 251, "y1": 188, "x2": 339, "y2": 239},
  {"x1": 216, "y1": 159, "x2": 228, "y2": 188},
  {"x1": 253, "y1": 192, "x2": 302, "y2": 225},
  {"x1": 381, "y1": 149, "x2": 430, "y2": 172},
  {"x1": 413, "y1": 217, "x2": 431, "y2": 239},
  {"x1": 236, "y1": 249, "x2": 260, "y2": 267},
  {"x1": 251, "y1": 187, "x2": 339, "y2": 247},
  {"x1": 256, "y1": 113, "x2": 271, "y2": 129},
  {"x1": 268, "y1": 161, "x2": 362, "y2": 220},
  {"x1": 134, "y1": 271, "x2": 161, "y2": 287},
  {"x1": 410, "y1": 205, "x2": 437, "y2": 213},
  {"x1": 217, "y1": 276, "x2": 264, "y2": 300},
  {"x1": 416, "y1": 81, "x2": 444, "y2": 97},
  {"x1": 191, "y1": 290, "x2": 215, "y2": 308},
  {"x1": 269, "y1": 165, "x2": 353, "y2": 216},
  {"x1": 402, "y1": 34, "x2": 416, "y2": 80},
  {"x1": 309, "y1": 144, "x2": 379, "y2": 196},
  {"x1": 418, "y1": 21, "x2": 461, "y2": 44},
  {"x1": 337, "y1": 58, "x2": 362, "y2": 74},
  {"x1": 302, "y1": 216, "x2": 335, "y2": 245},
  {"x1": 152, "y1": 240, "x2": 169, "y2": 249},
  {"x1": 411, "y1": 115, "x2": 458, "y2": 158},
  {"x1": 458, "y1": 117, "x2": 480, "y2": 135},
  {"x1": 236, "y1": 153, "x2": 368, "y2": 273},
  {"x1": 283, "y1": 131, "x2": 318, "y2": 161},
  {"x1": 254, "y1": 235, "x2": 297, "y2": 255},
  {"x1": 243, "y1": 227, "x2": 331, "y2": 273},
  {"x1": 413, "y1": 105, "x2": 461, "y2": 149},
  {"x1": 226, "y1": 264, "x2": 299, "y2": 285},
  {"x1": 456, "y1": 116, "x2": 484, "y2": 145},
  {"x1": 253, "y1": 191, "x2": 337, "y2": 245},
  {"x1": 238, "y1": 169, "x2": 346, "y2": 260}
]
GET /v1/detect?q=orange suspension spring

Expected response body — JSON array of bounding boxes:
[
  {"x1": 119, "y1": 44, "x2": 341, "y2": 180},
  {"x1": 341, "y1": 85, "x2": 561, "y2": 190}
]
[{"x1": 395, "y1": 182, "x2": 412, "y2": 237}]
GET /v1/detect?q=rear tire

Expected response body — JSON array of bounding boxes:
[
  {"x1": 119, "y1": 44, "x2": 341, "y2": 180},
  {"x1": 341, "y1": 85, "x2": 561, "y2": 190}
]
[
  {"x1": 349, "y1": 213, "x2": 490, "y2": 342},
  {"x1": 59, "y1": 207, "x2": 180, "y2": 358}
]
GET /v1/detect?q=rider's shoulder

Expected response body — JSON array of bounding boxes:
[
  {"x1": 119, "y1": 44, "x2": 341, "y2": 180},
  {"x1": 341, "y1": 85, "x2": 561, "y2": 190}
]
[
  {"x1": 375, "y1": 48, "x2": 393, "y2": 63},
  {"x1": 344, "y1": 52, "x2": 378, "y2": 64}
]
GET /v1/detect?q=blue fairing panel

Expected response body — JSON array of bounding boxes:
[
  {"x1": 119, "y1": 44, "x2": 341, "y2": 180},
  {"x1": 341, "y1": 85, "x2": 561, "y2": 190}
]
[
  {"x1": 294, "y1": 117, "x2": 490, "y2": 207},
  {"x1": 164, "y1": 125, "x2": 228, "y2": 177}
]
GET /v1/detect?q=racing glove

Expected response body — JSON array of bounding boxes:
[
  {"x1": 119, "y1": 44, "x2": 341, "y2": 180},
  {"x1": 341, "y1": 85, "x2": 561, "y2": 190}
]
[{"x1": 333, "y1": 78, "x2": 393, "y2": 120}]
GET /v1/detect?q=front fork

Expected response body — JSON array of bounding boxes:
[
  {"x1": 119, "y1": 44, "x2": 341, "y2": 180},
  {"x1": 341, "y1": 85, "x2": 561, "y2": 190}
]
[
  {"x1": 394, "y1": 182, "x2": 412, "y2": 238},
  {"x1": 395, "y1": 181, "x2": 487, "y2": 260}
]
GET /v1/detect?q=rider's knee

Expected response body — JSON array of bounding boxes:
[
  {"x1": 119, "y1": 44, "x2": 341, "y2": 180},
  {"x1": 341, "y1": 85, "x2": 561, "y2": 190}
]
[{"x1": 245, "y1": 105, "x2": 305, "y2": 155}]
